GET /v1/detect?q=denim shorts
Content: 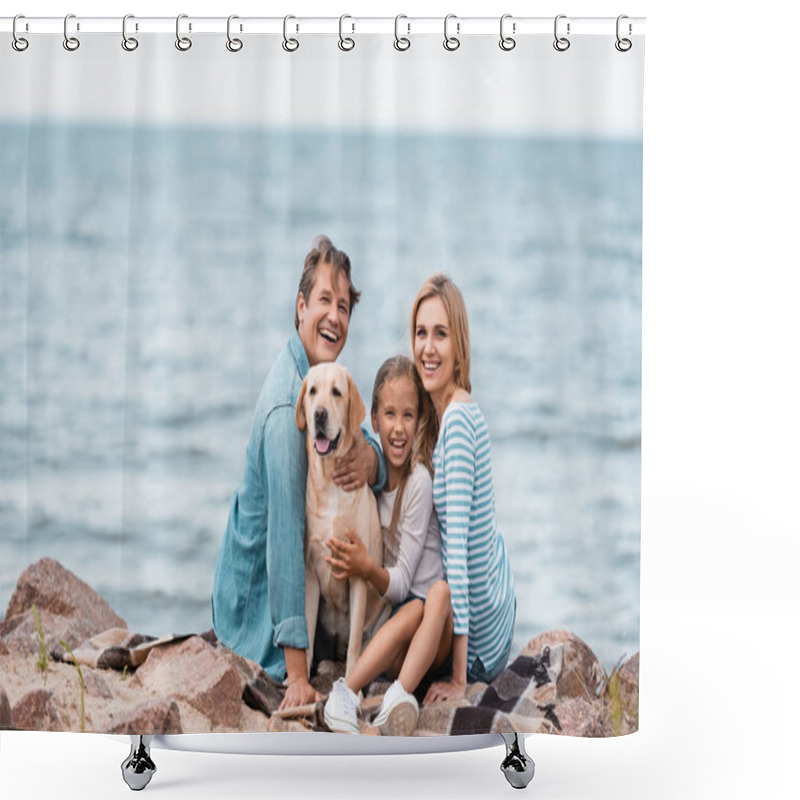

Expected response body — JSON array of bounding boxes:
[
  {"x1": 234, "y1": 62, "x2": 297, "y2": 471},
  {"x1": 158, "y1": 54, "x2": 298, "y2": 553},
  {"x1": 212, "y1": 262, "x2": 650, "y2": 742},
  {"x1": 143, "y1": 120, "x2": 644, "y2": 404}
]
[{"x1": 389, "y1": 593, "x2": 425, "y2": 619}]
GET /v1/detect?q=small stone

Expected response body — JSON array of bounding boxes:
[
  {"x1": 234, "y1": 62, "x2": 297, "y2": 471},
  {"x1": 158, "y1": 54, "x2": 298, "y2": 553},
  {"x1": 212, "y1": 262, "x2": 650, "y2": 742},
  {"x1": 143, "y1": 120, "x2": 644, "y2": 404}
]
[
  {"x1": 11, "y1": 688, "x2": 61, "y2": 731},
  {"x1": 83, "y1": 671, "x2": 113, "y2": 700}
]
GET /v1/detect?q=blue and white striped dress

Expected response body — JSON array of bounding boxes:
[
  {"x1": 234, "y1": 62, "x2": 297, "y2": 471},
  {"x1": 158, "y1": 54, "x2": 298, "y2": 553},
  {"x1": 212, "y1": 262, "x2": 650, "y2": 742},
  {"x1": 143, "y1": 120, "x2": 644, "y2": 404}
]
[{"x1": 433, "y1": 401, "x2": 516, "y2": 678}]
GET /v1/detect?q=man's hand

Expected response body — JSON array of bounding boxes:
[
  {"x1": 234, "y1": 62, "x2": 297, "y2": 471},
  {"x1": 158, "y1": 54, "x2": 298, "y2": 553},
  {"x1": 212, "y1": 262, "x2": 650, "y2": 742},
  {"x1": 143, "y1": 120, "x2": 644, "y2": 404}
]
[
  {"x1": 280, "y1": 677, "x2": 322, "y2": 711},
  {"x1": 333, "y1": 431, "x2": 377, "y2": 491}
]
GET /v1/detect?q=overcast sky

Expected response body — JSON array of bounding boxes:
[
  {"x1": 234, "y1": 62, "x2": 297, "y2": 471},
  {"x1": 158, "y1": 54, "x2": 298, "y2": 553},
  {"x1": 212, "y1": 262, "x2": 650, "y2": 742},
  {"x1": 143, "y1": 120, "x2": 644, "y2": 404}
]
[{"x1": 1, "y1": 31, "x2": 643, "y2": 138}]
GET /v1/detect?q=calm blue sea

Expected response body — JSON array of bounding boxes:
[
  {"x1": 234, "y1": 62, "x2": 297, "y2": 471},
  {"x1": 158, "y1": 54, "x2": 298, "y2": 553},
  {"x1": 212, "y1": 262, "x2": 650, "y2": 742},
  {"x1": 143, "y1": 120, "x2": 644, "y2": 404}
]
[{"x1": 0, "y1": 121, "x2": 641, "y2": 668}]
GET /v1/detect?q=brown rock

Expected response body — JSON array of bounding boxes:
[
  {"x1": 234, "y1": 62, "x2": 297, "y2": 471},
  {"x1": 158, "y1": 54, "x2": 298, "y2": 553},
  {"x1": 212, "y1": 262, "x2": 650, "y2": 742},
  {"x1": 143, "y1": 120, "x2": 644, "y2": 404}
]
[
  {"x1": 552, "y1": 697, "x2": 610, "y2": 737},
  {"x1": 0, "y1": 639, "x2": 9, "y2": 656},
  {"x1": 225, "y1": 647, "x2": 284, "y2": 717},
  {"x1": 0, "y1": 685, "x2": 12, "y2": 728},
  {"x1": 601, "y1": 652, "x2": 639, "y2": 735},
  {"x1": 103, "y1": 698, "x2": 183, "y2": 734},
  {"x1": 131, "y1": 636, "x2": 245, "y2": 729},
  {"x1": 617, "y1": 652, "x2": 639, "y2": 711},
  {"x1": 11, "y1": 688, "x2": 61, "y2": 731},
  {"x1": 0, "y1": 558, "x2": 126, "y2": 655},
  {"x1": 523, "y1": 631, "x2": 601, "y2": 699}
]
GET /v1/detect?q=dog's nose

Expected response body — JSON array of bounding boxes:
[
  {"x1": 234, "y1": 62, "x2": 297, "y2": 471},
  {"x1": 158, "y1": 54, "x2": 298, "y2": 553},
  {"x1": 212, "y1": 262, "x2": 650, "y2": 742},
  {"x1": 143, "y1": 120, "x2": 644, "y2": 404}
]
[{"x1": 314, "y1": 408, "x2": 328, "y2": 427}]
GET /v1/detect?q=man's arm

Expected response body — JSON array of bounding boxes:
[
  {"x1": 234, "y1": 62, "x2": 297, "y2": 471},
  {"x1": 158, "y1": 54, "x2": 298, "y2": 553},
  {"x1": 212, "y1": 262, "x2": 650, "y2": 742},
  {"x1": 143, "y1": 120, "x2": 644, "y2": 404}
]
[{"x1": 263, "y1": 405, "x2": 316, "y2": 707}]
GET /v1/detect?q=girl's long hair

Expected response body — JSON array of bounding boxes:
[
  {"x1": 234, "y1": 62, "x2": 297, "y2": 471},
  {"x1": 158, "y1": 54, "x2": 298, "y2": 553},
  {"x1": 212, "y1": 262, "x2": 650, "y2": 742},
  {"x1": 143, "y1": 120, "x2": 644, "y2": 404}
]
[{"x1": 371, "y1": 356, "x2": 434, "y2": 563}]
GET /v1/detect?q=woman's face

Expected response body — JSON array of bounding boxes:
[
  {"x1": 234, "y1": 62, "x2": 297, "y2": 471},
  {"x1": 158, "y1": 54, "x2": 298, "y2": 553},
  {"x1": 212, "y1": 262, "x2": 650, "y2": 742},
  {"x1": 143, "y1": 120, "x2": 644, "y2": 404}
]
[
  {"x1": 414, "y1": 295, "x2": 456, "y2": 401},
  {"x1": 371, "y1": 376, "x2": 419, "y2": 487}
]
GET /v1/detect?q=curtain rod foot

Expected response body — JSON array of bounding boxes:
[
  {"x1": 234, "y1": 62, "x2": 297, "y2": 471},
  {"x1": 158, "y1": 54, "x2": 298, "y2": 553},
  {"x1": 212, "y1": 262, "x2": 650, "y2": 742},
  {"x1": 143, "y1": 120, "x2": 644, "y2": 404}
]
[
  {"x1": 121, "y1": 735, "x2": 156, "y2": 791},
  {"x1": 500, "y1": 733, "x2": 535, "y2": 789}
]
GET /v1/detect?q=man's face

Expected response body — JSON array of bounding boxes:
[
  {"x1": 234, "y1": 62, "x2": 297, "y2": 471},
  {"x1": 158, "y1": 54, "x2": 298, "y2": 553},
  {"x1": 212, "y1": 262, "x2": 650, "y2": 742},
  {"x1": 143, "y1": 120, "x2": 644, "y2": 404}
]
[{"x1": 296, "y1": 261, "x2": 351, "y2": 367}]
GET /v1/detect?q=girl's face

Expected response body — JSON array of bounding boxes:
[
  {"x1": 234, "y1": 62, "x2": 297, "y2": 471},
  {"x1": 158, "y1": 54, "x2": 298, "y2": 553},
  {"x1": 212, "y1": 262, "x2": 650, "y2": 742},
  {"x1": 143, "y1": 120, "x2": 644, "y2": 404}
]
[
  {"x1": 414, "y1": 296, "x2": 456, "y2": 400},
  {"x1": 372, "y1": 376, "x2": 419, "y2": 486}
]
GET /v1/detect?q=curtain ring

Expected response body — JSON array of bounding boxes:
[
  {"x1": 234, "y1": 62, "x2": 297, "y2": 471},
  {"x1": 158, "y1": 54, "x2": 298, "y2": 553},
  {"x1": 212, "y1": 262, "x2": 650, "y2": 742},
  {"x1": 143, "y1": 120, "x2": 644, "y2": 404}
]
[
  {"x1": 175, "y1": 14, "x2": 192, "y2": 51},
  {"x1": 615, "y1": 15, "x2": 632, "y2": 52},
  {"x1": 499, "y1": 14, "x2": 516, "y2": 51},
  {"x1": 338, "y1": 14, "x2": 355, "y2": 51},
  {"x1": 394, "y1": 15, "x2": 410, "y2": 51},
  {"x1": 226, "y1": 15, "x2": 243, "y2": 52},
  {"x1": 122, "y1": 14, "x2": 139, "y2": 51},
  {"x1": 63, "y1": 13, "x2": 80, "y2": 51},
  {"x1": 12, "y1": 15, "x2": 29, "y2": 52},
  {"x1": 443, "y1": 14, "x2": 460, "y2": 51},
  {"x1": 553, "y1": 14, "x2": 570, "y2": 52},
  {"x1": 283, "y1": 15, "x2": 299, "y2": 52}
]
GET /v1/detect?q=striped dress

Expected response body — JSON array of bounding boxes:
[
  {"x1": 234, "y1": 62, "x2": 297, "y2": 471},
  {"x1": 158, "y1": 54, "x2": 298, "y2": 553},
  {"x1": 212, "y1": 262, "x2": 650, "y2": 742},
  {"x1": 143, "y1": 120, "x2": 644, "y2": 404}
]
[{"x1": 433, "y1": 401, "x2": 516, "y2": 678}]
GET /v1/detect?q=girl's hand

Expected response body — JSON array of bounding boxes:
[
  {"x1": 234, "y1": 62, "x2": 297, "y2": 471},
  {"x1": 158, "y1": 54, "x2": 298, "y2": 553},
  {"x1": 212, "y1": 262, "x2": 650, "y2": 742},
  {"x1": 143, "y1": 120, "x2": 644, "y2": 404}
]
[
  {"x1": 423, "y1": 678, "x2": 467, "y2": 705},
  {"x1": 325, "y1": 531, "x2": 373, "y2": 580}
]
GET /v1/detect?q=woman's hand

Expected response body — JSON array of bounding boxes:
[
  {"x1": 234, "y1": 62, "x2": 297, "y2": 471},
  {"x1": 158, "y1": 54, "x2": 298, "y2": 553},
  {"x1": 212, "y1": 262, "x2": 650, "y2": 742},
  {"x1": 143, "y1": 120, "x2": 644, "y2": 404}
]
[
  {"x1": 423, "y1": 678, "x2": 467, "y2": 705},
  {"x1": 325, "y1": 531, "x2": 373, "y2": 580},
  {"x1": 333, "y1": 432, "x2": 377, "y2": 491},
  {"x1": 279, "y1": 677, "x2": 322, "y2": 711}
]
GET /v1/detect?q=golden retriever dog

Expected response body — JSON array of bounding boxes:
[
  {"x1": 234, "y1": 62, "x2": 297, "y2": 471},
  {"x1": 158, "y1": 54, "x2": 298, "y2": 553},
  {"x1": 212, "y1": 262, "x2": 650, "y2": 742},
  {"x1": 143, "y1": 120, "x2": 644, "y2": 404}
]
[{"x1": 295, "y1": 363, "x2": 388, "y2": 678}]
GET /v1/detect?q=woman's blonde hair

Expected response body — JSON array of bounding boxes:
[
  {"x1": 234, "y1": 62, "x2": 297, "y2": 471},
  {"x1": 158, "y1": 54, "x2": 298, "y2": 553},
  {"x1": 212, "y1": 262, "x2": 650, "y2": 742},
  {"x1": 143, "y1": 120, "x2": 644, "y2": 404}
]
[
  {"x1": 371, "y1": 356, "x2": 434, "y2": 560},
  {"x1": 410, "y1": 273, "x2": 471, "y2": 465}
]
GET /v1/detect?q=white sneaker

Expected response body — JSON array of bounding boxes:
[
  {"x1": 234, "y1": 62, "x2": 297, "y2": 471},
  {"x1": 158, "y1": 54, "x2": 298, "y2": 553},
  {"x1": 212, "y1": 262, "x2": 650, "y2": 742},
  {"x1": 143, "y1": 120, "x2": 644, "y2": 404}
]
[
  {"x1": 374, "y1": 679, "x2": 419, "y2": 736},
  {"x1": 324, "y1": 678, "x2": 360, "y2": 734}
]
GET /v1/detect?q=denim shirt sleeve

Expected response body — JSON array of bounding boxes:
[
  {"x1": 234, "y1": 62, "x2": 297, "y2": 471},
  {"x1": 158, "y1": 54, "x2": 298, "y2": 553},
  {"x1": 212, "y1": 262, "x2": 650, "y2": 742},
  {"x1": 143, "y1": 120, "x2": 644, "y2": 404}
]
[
  {"x1": 264, "y1": 404, "x2": 310, "y2": 651},
  {"x1": 362, "y1": 424, "x2": 387, "y2": 495}
]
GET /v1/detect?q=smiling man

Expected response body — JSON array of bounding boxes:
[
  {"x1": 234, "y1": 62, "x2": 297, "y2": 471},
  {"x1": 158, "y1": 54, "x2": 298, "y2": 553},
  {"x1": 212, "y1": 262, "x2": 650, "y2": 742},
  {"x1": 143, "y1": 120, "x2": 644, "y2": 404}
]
[{"x1": 212, "y1": 236, "x2": 386, "y2": 710}]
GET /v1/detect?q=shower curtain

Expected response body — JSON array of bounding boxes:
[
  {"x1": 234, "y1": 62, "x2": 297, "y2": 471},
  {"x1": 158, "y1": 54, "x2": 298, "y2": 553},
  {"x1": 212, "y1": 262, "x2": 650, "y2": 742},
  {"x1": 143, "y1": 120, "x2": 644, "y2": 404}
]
[{"x1": 0, "y1": 19, "x2": 644, "y2": 738}]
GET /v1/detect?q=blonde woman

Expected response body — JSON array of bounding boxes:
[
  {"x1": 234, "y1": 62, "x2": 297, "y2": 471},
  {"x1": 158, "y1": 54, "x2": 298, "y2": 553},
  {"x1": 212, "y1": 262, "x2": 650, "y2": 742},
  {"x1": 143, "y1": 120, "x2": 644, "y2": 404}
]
[{"x1": 412, "y1": 273, "x2": 516, "y2": 703}]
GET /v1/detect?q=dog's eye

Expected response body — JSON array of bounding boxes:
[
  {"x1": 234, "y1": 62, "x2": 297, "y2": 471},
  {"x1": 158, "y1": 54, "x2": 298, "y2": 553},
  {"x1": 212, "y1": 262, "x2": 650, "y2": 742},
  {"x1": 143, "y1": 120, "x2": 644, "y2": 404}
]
[
  {"x1": 332, "y1": 387, "x2": 342, "y2": 398},
  {"x1": 309, "y1": 386, "x2": 317, "y2": 396}
]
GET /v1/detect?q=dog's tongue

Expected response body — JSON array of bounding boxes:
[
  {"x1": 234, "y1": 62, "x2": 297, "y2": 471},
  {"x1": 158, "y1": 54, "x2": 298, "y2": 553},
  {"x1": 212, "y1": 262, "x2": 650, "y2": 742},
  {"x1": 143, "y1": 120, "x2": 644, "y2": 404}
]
[{"x1": 315, "y1": 436, "x2": 331, "y2": 455}]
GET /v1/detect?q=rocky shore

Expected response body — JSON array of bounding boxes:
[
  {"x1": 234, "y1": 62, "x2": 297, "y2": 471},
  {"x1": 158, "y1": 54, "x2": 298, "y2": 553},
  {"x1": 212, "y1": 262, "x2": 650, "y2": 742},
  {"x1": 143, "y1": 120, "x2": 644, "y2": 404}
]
[{"x1": 0, "y1": 558, "x2": 638, "y2": 737}]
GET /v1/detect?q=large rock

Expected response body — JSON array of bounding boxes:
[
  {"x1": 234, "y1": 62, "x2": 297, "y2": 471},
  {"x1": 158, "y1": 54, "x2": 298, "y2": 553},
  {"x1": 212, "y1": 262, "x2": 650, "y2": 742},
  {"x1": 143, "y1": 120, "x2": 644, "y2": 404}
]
[
  {"x1": 523, "y1": 631, "x2": 601, "y2": 699},
  {"x1": 131, "y1": 636, "x2": 245, "y2": 729},
  {"x1": 0, "y1": 558, "x2": 126, "y2": 655},
  {"x1": 600, "y1": 651, "x2": 639, "y2": 735},
  {"x1": 103, "y1": 698, "x2": 183, "y2": 735},
  {"x1": 0, "y1": 686, "x2": 12, "y2": 728},
  {"x1": 11, "y1": 688, "x2": 61, "y2": 731},
  {"x1": 552, "y1": 697, "x2": 610, "y2": 737},
  {"x1": 224, "y1": 646, "x2": 284, "y2": 717}
]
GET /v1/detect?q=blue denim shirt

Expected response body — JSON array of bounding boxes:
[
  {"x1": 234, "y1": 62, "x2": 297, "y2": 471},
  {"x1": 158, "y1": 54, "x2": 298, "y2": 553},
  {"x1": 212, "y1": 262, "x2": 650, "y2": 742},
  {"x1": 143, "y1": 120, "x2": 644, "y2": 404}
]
[{"x1": 212, "y1": 330, "x2": 386, "y2": 682}]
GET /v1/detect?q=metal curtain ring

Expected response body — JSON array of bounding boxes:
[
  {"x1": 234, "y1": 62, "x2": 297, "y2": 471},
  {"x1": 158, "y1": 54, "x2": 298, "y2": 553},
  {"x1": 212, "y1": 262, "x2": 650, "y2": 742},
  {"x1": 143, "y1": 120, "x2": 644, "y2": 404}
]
[
  {"x1": 227, "y1": 15, "x2": 243, "y2": 52},
  {"x1": 283, "y1": 15, "x2": 299, "y2": 52},
  {"x1": 499, "y1": 14, "x2": 516, "y2": 51},
  {"x1": 176, "y1": 14, "x2": 192, "y2": 51},
  {"x1": 616, "y1": 15, "x2": 632, "y2": 52},
  {"x1": 338, "y1": 14, "x2": 355, "y2": 51},
  {"x1": 63, "y1": 13, "x2": 80, "y2": 51},
  {"x1": 394, "y1": 14, "x2": 410, "y2": 51},
  {"x1": 12, "y1": 15, "x2": 29, "y2": 51},
  {"x1": 122, "y1": 14, "x2": 138, "y2": 51},
  {"x1": 443, "y1": 14, "x2": 460, "y2": 51},
  {"x1": 553, "y1": 14, "x2": 570, "y2": 52}
]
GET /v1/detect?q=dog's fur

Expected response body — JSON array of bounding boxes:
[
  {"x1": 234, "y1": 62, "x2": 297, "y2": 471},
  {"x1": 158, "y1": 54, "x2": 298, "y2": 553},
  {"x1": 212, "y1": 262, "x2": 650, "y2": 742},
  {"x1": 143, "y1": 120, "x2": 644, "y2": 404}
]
[{"x1": 296, "y1": 363, "x2": 388, "y2": 677}]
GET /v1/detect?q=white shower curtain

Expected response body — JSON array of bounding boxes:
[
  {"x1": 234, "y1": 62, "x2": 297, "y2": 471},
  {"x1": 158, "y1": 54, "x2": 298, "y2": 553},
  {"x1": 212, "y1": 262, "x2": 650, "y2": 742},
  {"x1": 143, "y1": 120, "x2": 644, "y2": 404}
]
[{"x1": 1, "y1": 17, "x2": 643, "y2": 739}]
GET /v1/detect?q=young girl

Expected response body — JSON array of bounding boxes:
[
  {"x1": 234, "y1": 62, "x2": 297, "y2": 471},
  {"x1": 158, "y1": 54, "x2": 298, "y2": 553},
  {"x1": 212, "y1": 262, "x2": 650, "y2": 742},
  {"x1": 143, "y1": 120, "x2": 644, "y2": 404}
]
[
  {"x1": 323, "y1": 356, "x2": 453, "y2": 735},
  {"x1": 412, "y1": 273, "x2": 516, "y2": 703}
]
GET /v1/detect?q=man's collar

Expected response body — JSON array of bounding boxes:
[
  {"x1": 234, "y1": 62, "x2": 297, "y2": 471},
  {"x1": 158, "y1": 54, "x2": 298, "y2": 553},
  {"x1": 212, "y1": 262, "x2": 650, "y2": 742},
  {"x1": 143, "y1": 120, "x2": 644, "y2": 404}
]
[{"x1": 289, "y1": 328, "x2": 310, "y2": 379}]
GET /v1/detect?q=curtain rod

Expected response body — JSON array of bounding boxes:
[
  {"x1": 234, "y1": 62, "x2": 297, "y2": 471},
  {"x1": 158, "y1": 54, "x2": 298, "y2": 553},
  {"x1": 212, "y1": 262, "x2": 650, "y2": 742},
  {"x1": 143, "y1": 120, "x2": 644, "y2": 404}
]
[{"x1": 1, "y1": 16, "x2": 646, "y2": 37}]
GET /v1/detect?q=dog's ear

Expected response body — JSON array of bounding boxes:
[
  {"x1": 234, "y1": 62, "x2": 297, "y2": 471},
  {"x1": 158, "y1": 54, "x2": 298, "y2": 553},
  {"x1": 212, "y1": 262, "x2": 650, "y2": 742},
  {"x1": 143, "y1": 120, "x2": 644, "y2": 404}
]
[
  {"x1": 295, "y1": 378, "x2": 308, "y2": 432},
  {"x1": 347, "y1": 371, "x2": 366, "y2": 435}
]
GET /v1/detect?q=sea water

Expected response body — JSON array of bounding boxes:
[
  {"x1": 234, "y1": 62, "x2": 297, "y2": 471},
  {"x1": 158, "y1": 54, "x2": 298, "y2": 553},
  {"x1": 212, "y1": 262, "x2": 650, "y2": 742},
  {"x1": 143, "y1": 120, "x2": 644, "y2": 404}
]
[{"x1": 0, "y1": 122, "x2": 641, "y2": 668}]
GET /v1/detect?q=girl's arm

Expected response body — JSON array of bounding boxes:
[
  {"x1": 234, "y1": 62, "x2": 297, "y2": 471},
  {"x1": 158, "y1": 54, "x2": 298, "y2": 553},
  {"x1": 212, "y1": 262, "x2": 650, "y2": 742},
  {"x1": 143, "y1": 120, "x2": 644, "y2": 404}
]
[
  {"x1": 424, "y1": 634, "x2": 468, "y2": 703},
  {"x1": 325, "y1": 533, "x2": 389, "y2": 595}
]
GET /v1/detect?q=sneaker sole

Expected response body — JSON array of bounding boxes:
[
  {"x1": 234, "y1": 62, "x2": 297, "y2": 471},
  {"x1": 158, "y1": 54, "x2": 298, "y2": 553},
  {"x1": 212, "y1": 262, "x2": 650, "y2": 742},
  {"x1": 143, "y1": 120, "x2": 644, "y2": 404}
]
[
  {"x1": 378, "y1": 700, "x2": 419, "y2": 737},
  {"x1": 324, "y1": 711, "x2": 360, "y2": 735}
]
